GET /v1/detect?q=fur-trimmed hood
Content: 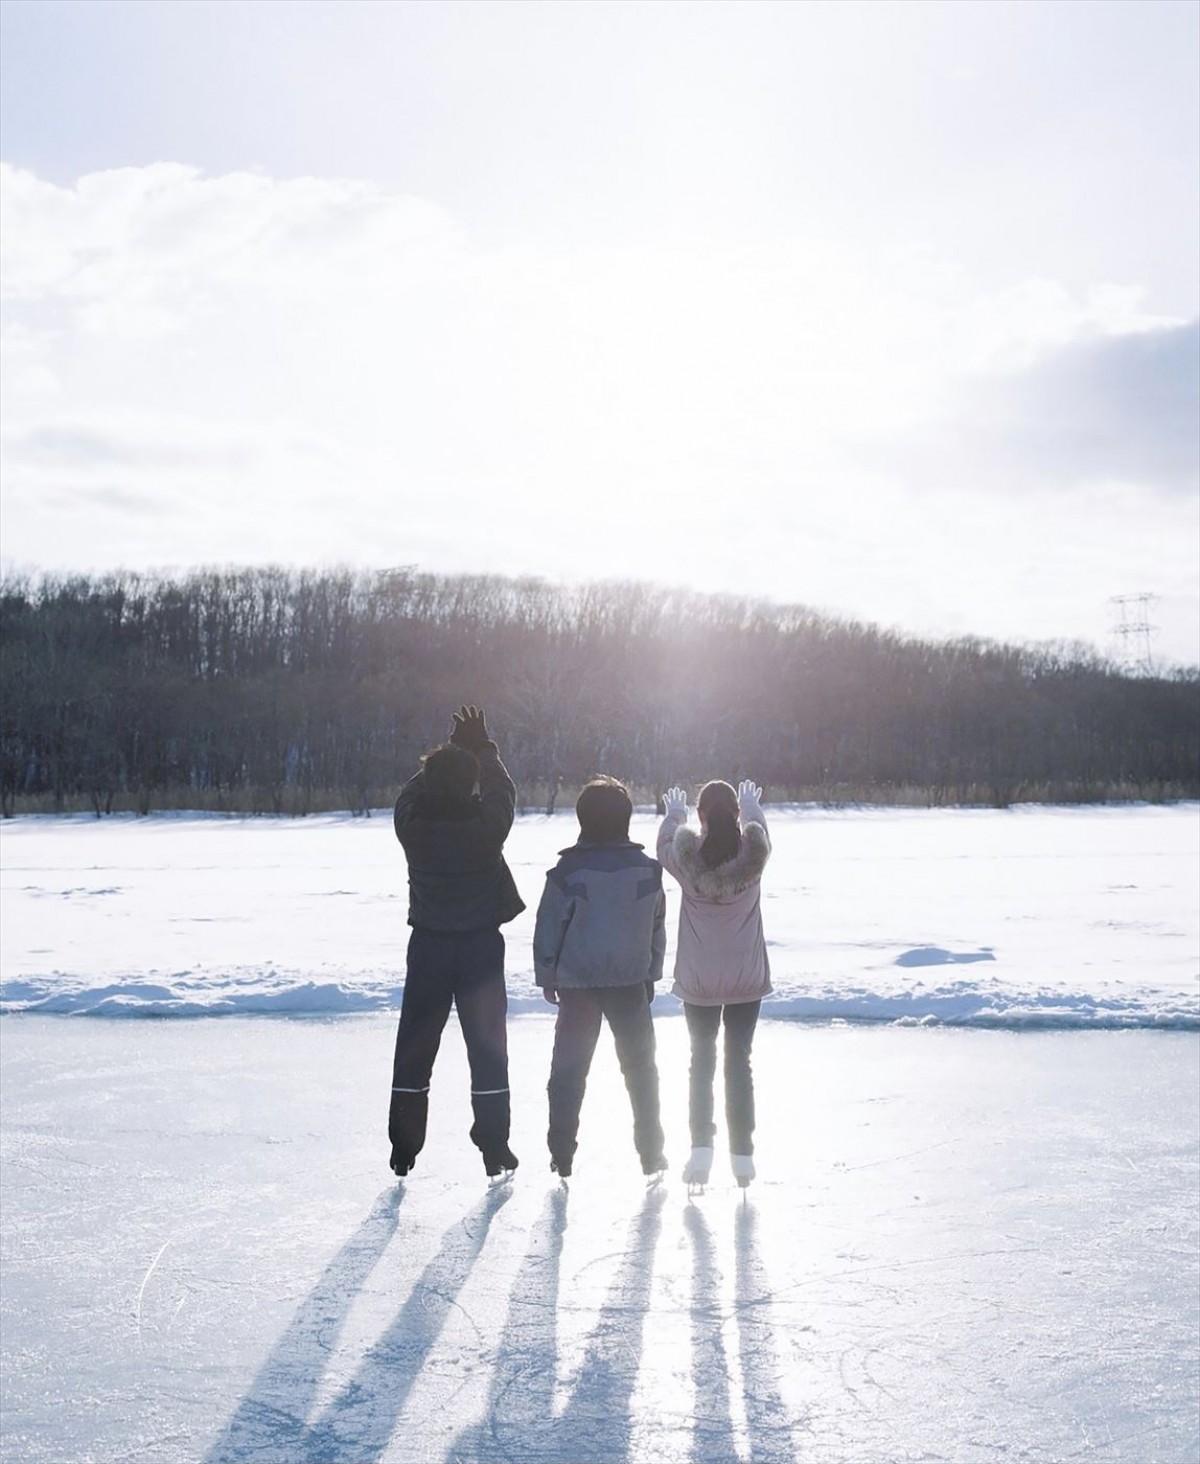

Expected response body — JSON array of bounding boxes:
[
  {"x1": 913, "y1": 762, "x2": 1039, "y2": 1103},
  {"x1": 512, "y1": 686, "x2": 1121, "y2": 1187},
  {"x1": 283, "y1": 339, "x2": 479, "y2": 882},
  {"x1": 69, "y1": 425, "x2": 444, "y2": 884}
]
[{"x1": 671, "y1": 821, "x2": 770, "y2": 901}]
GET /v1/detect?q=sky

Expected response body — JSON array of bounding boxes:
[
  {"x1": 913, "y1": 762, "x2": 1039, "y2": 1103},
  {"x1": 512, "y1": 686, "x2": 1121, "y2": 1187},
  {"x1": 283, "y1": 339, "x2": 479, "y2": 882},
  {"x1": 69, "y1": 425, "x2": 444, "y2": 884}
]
[{"x1": 1, "y1": 0, "x2": 1197, "y2": 665}]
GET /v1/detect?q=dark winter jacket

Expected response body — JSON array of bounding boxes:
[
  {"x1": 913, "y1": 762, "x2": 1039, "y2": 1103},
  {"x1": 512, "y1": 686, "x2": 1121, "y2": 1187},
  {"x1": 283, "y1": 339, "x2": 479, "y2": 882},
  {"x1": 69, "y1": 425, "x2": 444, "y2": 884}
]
[
  {"x1": 393, "y1": 742, "x2": 526, "y2": 932},
  {"x1": 532, "y1": 840, "x2": 666, "y2": 991}
]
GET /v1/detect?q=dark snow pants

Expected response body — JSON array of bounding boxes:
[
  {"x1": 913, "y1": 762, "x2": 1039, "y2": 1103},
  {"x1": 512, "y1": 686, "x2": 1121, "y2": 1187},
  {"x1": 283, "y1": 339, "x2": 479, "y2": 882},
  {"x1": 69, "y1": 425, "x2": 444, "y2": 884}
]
[
  {"x1": 684, "y1": 999, "x2": 761, "y2": 1154},
  {"x1": 547, "y1": 983, "x2": 665, "y2": 1169},
  {"x1": 389, "y1": 927, "x2": 510, "y2": 1168}
]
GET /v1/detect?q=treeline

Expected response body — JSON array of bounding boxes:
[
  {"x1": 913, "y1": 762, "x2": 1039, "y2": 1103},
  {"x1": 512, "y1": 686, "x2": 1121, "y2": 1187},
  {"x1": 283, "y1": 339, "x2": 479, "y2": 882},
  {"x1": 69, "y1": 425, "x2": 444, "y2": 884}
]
[{"x1": 1, "y1": 566, "x2": 1196, "y2": 816}]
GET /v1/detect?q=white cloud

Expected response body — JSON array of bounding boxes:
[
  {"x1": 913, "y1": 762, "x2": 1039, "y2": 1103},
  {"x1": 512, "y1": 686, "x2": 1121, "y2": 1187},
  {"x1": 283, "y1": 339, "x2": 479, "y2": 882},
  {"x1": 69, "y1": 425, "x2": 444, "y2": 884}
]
[
  {"x1": 980, "y1": 322, "x2": 1198, "y2": 490},
  {"x1": 1, "y1": 162, "x2": 1196, "y2": 665},
  {"x1": 886, "y1": 319, "x2": 1199, "y2": 498},
  {"x1": 953, "y1": 279, "x2": 1180, "y2": 373}
]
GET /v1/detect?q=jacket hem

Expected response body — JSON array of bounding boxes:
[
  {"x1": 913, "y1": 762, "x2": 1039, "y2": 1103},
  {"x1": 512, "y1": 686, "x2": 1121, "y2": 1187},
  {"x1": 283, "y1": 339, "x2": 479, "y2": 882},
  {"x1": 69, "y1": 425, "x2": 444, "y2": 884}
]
[{"x1": 671, "y1": 980, "x2": 773, "y2": 1005}]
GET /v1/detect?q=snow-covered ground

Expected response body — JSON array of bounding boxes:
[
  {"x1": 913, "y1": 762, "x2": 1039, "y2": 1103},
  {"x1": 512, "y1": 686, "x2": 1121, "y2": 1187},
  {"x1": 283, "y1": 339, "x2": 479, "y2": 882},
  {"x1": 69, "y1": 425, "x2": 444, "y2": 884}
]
[
  {"x1": 2, "y1": 805, "x2": 1198, "y2": 1462},
  {"x1": 2, "y1": 1016, "x2": 1197, "y2": 1463},
  {"x1": 1, "y1": 804, "x2": 1197, "y2": 1025}
]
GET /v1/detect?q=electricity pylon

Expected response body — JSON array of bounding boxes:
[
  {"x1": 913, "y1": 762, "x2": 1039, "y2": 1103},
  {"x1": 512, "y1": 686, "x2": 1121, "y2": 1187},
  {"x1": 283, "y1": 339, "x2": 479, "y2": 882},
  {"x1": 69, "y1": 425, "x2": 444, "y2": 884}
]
[{"x1": 1109, "y1": 593, "x2": 1157, "y2": 675}]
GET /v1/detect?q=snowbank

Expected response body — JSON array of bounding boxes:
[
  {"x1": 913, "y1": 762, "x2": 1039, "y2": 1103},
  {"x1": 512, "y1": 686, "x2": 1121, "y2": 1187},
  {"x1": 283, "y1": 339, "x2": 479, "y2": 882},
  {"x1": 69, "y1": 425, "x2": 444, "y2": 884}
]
[{"x1": 2, "y1": 804, "x2": 1197, "y2": 1028}]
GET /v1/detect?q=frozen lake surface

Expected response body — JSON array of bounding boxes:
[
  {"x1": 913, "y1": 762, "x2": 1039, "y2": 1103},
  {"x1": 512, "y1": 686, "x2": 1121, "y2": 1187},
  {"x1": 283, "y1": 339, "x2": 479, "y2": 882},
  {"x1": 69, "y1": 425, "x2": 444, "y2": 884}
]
[
  {"x1": 1, "y1": 804, "x2": 1197, "y2": 1025},
  {"x1": 2, "y1": 1016, "x2": 1198, "y2": 1464},
  {"x1": 1, "y1": 805, "x2": 1198, "y2": 1461}
]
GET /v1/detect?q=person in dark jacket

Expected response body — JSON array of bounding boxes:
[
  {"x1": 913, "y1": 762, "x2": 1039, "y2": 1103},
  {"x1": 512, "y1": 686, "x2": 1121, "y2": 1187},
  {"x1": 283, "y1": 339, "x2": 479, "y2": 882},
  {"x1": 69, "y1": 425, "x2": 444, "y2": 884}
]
[
  {"x1": 389, "y1": 706, "x2": 525, "y2": 1179},
  {"x1": 533, "y1": 776, "x2": 667, "y2": 1179}
]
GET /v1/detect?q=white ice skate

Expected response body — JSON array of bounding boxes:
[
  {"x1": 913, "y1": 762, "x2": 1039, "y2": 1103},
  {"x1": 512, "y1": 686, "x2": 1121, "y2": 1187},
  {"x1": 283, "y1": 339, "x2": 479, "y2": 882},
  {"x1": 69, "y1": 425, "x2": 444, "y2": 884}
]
[
  {"x1": 682, "y1": 1147, "x2": 714, "y2": 1191},
  {"x1": 731, "y1": 1153, "x2": 755, "y2": 1188}
]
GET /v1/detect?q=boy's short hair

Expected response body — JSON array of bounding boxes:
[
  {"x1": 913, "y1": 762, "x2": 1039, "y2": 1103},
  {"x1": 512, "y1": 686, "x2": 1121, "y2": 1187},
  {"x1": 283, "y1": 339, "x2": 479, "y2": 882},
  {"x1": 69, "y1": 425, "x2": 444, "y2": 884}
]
[
  {"x1": 421, "y1": 744, "x2": 479, "y2": 800},
  {"x1": 576, "y1": 776, "x2": 632, "y2": 843}
]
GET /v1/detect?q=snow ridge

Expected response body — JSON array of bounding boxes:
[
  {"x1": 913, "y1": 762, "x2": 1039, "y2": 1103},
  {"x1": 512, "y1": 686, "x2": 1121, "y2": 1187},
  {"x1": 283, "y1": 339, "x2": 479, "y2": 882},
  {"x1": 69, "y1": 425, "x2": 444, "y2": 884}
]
[
  {"x1": 2, "y1": 969, "x2": 1195, "y2": 1027},
  {"x1": 3, "y1": 805, "x2": 1196, "y2": 1028}
]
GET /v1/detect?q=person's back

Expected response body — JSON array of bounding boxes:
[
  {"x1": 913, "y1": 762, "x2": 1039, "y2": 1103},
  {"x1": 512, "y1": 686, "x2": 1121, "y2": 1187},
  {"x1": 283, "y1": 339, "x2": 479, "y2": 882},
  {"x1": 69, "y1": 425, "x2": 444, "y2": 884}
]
[
  {"x1": 657, "y1": 779, "x2": 772, "y2": 1190},
  {"x1": 537, "y1": 838, "x2": 664, "y2": 989},
  {"x1": 533, "y1": 777, "x2": 667, "y2": 1178},
  {"x1": 388, "y1": 707, "x2": 525, "y2": 1180},
  {"x1": 658, "y1": 810, "x2": 771, "y2": 1006},
  {"x1": 394, "y1": 742, "x2": 523, "y2": 934}
]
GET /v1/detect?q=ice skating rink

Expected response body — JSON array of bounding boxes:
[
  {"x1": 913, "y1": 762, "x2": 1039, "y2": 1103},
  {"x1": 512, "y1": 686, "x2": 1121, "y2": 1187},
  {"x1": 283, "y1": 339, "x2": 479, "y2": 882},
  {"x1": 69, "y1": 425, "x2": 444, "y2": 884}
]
[{"x1": 2, "y1": 1013, "x2": 1196, "y2": 1464}]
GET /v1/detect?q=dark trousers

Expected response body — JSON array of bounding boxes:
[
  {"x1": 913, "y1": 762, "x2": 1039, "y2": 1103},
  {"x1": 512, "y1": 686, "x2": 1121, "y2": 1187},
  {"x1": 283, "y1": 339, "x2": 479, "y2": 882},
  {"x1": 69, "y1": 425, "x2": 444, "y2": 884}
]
[
  {"x1": 547, "y1": 984, "x2": 665, "y2": 1166},
  {"x1": 389, "y1": 927, "x2": 510, "y2": 1165},
  {"x1": 684, "y1": 999, "x2": 761, "y2": 1154}
]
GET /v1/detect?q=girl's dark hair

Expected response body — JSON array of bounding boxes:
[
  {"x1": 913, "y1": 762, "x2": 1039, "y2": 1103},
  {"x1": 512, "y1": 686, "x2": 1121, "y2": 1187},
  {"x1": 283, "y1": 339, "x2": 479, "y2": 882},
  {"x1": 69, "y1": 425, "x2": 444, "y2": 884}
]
[{"x1": 697, "y1": 780, "x2": 741, "y2": 868}]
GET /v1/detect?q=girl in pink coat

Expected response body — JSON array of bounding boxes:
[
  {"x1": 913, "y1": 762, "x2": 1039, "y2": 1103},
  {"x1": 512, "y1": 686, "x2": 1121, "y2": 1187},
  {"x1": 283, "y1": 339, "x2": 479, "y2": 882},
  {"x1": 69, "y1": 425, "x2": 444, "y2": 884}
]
[{"x1": 657, "y1": 779, "x2": 771, "y2": 1188}]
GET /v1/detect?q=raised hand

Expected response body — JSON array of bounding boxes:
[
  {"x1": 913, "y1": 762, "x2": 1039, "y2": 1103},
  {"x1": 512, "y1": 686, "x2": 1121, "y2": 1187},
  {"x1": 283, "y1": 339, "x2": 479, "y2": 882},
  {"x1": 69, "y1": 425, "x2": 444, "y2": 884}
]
[
  {"x1": 663, "y1": 785, "x2": 689, "y2": 818},
  {"x1": 449, "y1": 704, "x2": 490, "y2": 752},
  {"x1": 737, "y1": 779, "x2": 764, "y2": 821}
]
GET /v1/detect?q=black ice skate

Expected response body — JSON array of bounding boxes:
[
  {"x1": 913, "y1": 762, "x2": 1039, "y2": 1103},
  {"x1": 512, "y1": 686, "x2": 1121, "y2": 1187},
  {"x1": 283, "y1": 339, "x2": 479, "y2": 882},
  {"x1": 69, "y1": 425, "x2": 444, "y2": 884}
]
[
  {"x1": 484, "y1": 1145, "x2": 519, "y2": 1181},
  {"x1": 641, "y1": 1152, "x2": 668, "y2": 1181}
]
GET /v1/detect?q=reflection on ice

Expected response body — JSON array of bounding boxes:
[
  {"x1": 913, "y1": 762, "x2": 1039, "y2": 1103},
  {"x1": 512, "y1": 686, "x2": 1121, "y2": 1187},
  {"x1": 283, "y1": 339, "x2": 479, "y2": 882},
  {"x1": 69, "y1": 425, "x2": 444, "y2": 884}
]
[
  {"x1": 1, "y1": 1014, "x2": 1196, "y2": 1463},
  {"x1": 204, "y1": 1187, "x2": 404, "y2": 1462},
  {"x1": 451, "y1": 1185, "x2": 666, "y2": 1463},
  {"x1": 732, "y1": 1204, "x2": 795, "y2": 1464},
  {"x1": 450, "y1": 1186, "x2": 568, "y2": 1463}
]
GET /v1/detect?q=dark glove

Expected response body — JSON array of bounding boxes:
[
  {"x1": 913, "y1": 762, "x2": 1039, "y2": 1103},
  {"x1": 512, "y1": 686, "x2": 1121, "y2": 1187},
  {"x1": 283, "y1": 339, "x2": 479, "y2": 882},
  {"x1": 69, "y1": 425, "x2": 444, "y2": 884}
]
[
  {"x1": 645, "y1": 980, "x2": 655, "y2": 1005},
  {"x1": 450, "y1": 704, "x2": 489, "y2": 753}
]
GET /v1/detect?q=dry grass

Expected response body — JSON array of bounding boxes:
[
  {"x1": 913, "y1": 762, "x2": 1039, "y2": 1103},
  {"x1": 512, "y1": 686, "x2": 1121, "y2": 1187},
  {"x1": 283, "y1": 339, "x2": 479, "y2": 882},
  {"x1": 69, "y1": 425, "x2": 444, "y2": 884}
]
[{"x1": 7, "y1": 778, "x2": 1194, "y2": 820}]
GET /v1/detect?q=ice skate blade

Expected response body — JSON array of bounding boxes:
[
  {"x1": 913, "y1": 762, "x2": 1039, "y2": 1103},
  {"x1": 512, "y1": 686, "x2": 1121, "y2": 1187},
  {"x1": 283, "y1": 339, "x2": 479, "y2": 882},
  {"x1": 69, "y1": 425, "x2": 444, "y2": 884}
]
[
  {"x1": 488, "y1": 1170, "x2": 516, "y2": 1187},
  {"x1": 686, "y1": 1181, "x2": 707, "y2": 1198}
]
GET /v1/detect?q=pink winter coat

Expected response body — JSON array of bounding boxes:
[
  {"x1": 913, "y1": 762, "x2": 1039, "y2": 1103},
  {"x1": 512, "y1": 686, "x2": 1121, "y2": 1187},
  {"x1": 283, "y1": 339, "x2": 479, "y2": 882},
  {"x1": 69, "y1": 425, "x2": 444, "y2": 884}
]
[{"x1": 656, "y1": 812, "x2": 772, "y2": 1006}]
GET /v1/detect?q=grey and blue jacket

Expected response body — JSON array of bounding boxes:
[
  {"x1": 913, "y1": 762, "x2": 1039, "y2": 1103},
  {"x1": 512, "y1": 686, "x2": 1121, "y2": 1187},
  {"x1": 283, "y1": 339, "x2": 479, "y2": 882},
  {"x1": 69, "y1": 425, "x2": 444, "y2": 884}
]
[{"x1": 533, "y1": 840, "x2": 666, "y2": 991}]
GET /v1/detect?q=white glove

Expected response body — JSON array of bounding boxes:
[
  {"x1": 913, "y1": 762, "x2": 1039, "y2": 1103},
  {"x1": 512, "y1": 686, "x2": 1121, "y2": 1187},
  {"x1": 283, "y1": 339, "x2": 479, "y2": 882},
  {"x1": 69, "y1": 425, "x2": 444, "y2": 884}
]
[
  {"x1": 663, "y1": 786, "x2": 689, "y2": 818},
  {"x1": 737, "y1": 780, "x2": 764, "y2": 823}
]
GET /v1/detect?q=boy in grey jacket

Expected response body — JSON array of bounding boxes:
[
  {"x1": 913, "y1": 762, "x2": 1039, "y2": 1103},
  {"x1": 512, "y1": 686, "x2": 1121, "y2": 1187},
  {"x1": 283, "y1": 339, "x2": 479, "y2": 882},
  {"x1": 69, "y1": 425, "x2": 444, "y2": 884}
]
[{"x1": 533, "y1": 776, "x2": 667, "y2": 1178}]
